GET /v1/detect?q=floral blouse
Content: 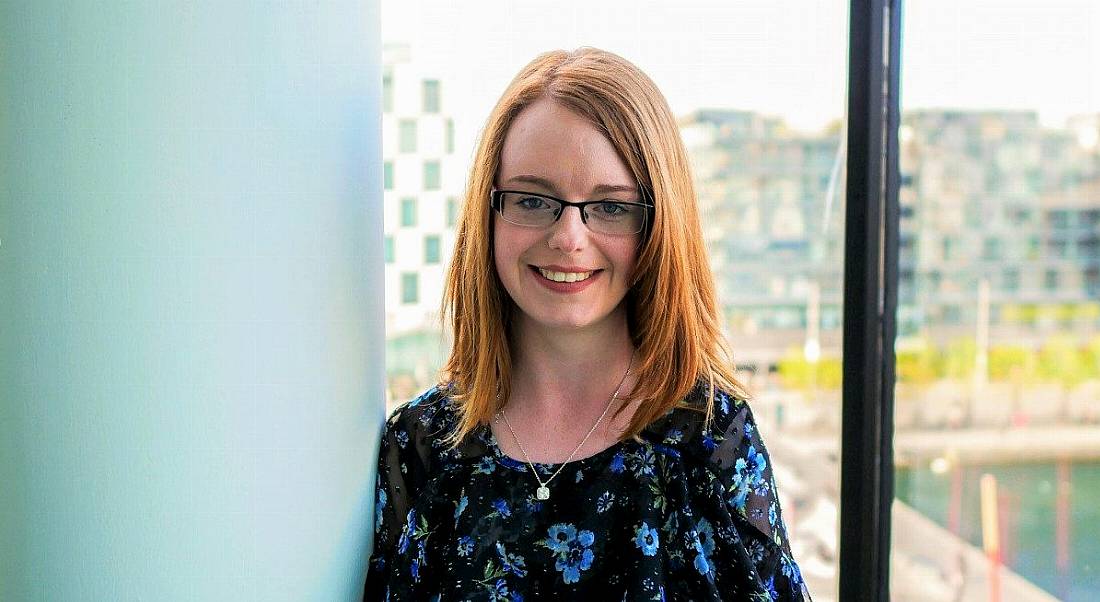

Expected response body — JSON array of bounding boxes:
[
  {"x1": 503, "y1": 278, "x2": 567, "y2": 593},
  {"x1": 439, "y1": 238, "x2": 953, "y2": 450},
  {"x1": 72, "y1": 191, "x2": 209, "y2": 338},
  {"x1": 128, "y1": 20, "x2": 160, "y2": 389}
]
[{"x1": 363, "y1": 384, "x2": 811, "y2": 601}]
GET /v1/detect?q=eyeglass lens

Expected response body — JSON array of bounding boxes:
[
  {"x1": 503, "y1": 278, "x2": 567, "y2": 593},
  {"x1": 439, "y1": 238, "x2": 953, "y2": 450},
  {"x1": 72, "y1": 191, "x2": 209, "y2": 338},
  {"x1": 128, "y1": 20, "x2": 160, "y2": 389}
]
[{"x1": 497, "y1": 192, "x2": 646, "y2": 235}]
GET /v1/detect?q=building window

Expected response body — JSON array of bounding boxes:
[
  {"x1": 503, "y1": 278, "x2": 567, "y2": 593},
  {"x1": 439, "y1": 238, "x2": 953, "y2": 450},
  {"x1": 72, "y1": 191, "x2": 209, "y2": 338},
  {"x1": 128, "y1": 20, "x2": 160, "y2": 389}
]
[
  {"x1": 942, "y1": 236, "x2": 955, "y2": 261},
  {"x1": 423, "y1": 161, "x2": 441, "y2": 190},
  {"x1": 1003, "y1": 268, "x2": 1019, "y2": 293},
  {"x1": 982, "y1": 237, "x2": 1001, "y2": 260},
  {"x1": 446, "y1": 197, "x2": 458, "y2": 227},
  {"x1": 446, "y1": 119, "x2": 455, "y2": 154},
  {"x1": 400, "y1": 197, "x2": 417, "y2": 227},
  {"x1": 382, "y1": 71, "x2": 393, "y2": 113},
  {"x1": 423, "y1": 79, "x2": 440, "y2": 113},
  {"x1": 384, "y1": 236, "x2": 394, "y2": 264},
  {"x1": 1044, "y1": 269, "x2": 1059, "y2": 291},
  {"x1": 424, "y1": 235, "x2": 441, "y2": 264},
  {"x1": 401, "y1": 272, "x2": 419, "y2": 304},
  {"x1": 384, "y1": 161, "x2": 394, "y2": 191},
  {"x1": 399, "y1": 119, "x2": 417, "y2": 153}
]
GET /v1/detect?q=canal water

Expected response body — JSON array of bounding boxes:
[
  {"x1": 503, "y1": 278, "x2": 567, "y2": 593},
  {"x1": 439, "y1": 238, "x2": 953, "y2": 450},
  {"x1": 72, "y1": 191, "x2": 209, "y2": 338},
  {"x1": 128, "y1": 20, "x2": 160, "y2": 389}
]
[{"x1": 896, "y1": 460, "x2": 1099, "y2": 601}]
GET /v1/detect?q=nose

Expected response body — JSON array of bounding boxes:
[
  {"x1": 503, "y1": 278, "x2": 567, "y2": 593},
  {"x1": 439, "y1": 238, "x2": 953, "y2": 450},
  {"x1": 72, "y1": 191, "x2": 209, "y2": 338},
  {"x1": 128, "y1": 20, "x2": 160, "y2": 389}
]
[{"x1": 546, "y1": 205, "x2": 588, "y2": 253}]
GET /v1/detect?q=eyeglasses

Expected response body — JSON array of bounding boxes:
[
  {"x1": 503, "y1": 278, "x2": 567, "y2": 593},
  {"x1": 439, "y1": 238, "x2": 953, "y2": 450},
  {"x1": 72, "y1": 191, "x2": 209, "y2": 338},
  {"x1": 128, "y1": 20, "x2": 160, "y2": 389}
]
[{"x1": 490, "y1": 189, "x2": 652, "y2": 236}]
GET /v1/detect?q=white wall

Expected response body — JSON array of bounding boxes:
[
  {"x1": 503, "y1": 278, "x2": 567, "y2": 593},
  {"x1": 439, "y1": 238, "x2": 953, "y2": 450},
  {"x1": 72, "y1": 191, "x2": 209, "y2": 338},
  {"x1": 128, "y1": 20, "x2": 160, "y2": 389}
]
[{"x1": 0, "y1": 2, "x2": 384, "y2": 600}]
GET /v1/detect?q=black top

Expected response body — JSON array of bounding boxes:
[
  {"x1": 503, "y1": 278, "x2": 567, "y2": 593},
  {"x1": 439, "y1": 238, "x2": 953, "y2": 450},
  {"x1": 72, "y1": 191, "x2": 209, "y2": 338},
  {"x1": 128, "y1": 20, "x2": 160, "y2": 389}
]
[{"x1": 364, "y1": 384, "x2": 811, "y2": 601}]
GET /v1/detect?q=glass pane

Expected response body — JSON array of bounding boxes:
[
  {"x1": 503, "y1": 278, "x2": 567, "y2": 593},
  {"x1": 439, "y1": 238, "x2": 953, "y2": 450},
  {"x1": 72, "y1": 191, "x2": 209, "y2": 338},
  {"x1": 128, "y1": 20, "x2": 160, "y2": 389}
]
[
  {"x1": 398, "y1": 119, "x2": 416, "y2": 152},
  {"x1": 424, "y1": 234, "x2": 440, "y2": 264},
  {"x1": 382, "y1": 3, "x2": 848, "y2": 597},
  {"x1": 423, "y1": 79, "x2": 441, "y2": 113},
  {"x1": 400, "y1": 197, "x2": 416, "y2": 227},
  {"x1": 893, "y1": 2, "x2": 1100, "y2": 600},
  {"x1": 423, "y1": 160, "x2": 440, "y2": 190}
]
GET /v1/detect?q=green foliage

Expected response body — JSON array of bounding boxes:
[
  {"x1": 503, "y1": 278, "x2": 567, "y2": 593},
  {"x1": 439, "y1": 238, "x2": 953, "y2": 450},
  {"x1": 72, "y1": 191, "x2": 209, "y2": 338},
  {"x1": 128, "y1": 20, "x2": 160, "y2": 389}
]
[
  {"x1": 775, "y1": 347, "x2": 842, "y2": 392},
  {"x1": 941, "y1": 338, "x2": 977, "y2": 379},
  {"x1": 896, "y1": 340, "x2": 938, "y2": 385},
  {"x1": 1037, "y1": 335, "x2": 1091, "y2": 386},
  {"x1": 988, "y1": 345, "x2": 1034, "y2": 381},
  {"x1": 780, "y1": 335, "x2": 1100, "y2": 391}
]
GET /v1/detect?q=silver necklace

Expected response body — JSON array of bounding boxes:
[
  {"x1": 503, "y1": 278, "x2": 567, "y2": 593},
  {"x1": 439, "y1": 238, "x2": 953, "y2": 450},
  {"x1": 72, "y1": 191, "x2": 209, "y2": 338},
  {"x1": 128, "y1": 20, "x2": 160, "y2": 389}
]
[{"x1": 497, "y1": 351, "x2": 635, "y2": 501}]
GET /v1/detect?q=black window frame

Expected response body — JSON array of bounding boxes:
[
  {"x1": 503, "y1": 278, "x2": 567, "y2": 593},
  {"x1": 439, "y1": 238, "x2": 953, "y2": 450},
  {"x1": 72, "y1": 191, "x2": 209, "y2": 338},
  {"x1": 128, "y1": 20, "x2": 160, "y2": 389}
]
[{"x1": 840, "y1": 0, "x2": 902, "y2": 599}]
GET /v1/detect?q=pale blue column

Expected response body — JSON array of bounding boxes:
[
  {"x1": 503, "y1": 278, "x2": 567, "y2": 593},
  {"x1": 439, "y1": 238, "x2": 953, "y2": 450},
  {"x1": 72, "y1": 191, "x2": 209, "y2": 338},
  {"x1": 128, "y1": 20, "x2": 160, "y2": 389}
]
[{"x1": 0, "y1": 2, "x2": 383, "y2": 600}]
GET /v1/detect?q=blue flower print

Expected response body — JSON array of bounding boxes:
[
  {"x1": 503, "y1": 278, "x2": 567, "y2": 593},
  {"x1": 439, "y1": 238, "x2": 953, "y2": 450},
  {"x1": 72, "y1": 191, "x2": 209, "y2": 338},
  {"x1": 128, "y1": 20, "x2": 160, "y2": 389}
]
[
  {"x1": 457, "y1": 536, "x2": 474, "y2": 557},
  {"x1": 475, "y1": 456, "x2": 496, "y2": 474},
  {"x1": 545, "y1": 523, "x2": 577, "y2": 554},
  {"x1": 491, "y1": 498, "x2": 512, "y2": 518},
  {"x1": 543, "y1": 523, "x2": 596, "y2": 584},
  {"x1": 596, "y1": 491, "x2": 615, "y2": 513},
  {"x1": 408, "y1": 388, "x2": 434, "y2": 407},
  {"x1": 375, "y1": 488, "x2": 387, "y2": 533},
  {"x1": 395, "y1": 429, "x2": 409, "y2": 448},
  {"x1": 455, "y1": 494, "x2": 468, "y2": 521},
  {"x1": 730, "y1": 444, "x2": 768, "y2": 510},
  {"x1": 634, "y1": 522, "x2": 659, "y2": 556},
  {"x1": 495, "y1": 542, "x2": 528, "y2": 577},
  {"x1": 627, "y1": 447, "x2": 657, "y2": 478},
  {"x1": 487, "y1": 578, "x2": 510, "y2": 602},
  {"x1": 397, "y1": 509, "x2": 416, "y2": 554},
  {"x1": 702, "y1": 433, "x2": 718, "y2": 452},
  {"x1": 499, "y1": 455, "x2": 527, "y2": 471},
  {"x1": 610, "y1": 451, "x2": 626, "y2": 473},
  {"x1": 692, "y1": 518, "x2": 716, "y2": 581},
  {"x1": 695, "y1": 518, "x2": 716, "y2": 556}
]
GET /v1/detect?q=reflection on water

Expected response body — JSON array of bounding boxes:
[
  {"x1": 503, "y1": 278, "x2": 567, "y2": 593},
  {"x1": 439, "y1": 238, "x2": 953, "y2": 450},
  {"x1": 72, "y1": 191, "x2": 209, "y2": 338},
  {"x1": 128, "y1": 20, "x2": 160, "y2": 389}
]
[{"x1": 897, "y1": 460, "x2": 1100, "y2": 601}]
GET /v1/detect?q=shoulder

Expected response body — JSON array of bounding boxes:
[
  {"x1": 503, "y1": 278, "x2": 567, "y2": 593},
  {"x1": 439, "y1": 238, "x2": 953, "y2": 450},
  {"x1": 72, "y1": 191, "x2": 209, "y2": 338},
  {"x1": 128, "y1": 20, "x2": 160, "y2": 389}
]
[
  {"x1": 645, "y1": 384, "x2": 788, "y2": 546},
  {"x1": 380, "y1": 384, "x2": 463, "y2": 470}
]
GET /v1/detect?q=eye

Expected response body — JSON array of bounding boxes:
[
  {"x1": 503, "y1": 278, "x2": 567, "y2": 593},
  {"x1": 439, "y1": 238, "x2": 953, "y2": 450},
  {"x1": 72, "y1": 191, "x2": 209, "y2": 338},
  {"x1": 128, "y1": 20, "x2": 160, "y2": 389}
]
[
  {"x1": 590, "y1": 201, "x2": 629, "y2": 216},
  {"x1": 515, "y1": 195, "x2": 551, "y2": 210}
]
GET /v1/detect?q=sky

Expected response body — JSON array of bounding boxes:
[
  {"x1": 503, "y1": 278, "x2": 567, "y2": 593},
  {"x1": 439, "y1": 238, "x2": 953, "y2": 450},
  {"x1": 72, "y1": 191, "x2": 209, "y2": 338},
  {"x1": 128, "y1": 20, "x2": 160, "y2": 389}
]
[{"x1": 382, "y1": 0, "x2": 1099, "y2": 142}]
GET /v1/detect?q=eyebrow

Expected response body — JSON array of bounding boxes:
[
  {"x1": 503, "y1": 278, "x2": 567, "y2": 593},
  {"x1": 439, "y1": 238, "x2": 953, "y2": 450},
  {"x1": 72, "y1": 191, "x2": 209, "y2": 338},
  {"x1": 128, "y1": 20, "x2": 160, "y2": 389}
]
[{"x1": 504, "y1": 174, "x2": 638, "y2": 196}]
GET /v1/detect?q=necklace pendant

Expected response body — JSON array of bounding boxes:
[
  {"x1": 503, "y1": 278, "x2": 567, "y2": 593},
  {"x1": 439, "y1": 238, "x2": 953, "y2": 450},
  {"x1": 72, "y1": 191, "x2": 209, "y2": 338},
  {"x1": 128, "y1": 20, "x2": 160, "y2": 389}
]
[{"x1": 536, "y1": 485, "x2": 550, "y2": 500}]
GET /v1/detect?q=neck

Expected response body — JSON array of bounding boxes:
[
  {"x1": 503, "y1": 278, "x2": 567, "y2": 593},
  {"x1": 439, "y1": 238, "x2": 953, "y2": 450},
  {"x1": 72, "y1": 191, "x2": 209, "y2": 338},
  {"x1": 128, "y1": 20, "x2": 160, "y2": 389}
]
[{"x1": 505, "y1": 308, "x2": 637, "y2": 425}]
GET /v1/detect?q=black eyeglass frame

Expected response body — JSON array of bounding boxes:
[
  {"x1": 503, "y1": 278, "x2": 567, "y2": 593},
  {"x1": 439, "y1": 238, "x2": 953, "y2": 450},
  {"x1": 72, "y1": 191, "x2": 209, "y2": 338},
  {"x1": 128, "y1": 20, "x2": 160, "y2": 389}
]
[{"x1": 489, "y1": 189, "x2": 654, "y2": 235}]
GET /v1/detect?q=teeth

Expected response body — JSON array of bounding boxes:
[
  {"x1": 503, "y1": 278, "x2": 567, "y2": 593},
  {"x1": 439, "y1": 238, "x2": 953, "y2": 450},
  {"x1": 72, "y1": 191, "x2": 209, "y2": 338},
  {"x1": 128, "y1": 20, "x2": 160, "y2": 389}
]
[{"x1": 538, "y1": 268, "x2": 595, "y2": 283}]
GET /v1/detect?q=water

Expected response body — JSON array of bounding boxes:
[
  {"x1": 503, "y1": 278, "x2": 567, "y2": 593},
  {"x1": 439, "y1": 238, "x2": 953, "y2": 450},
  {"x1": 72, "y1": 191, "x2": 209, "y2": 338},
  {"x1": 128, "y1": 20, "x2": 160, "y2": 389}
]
[{"x1": 896, "y1": 460, "x2": 1100, "y2": 601}]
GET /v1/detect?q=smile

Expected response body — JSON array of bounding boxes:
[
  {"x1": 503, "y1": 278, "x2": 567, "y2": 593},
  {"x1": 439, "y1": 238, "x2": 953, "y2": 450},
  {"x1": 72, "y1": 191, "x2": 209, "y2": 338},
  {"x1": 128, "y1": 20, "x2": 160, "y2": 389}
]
[{"x1": 535, "y1": 267, "x2": 597, "y2": 283}]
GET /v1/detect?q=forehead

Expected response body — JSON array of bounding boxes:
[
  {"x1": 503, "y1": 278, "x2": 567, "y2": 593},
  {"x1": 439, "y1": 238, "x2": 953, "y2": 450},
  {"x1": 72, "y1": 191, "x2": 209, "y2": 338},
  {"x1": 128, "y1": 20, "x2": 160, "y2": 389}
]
[{"x1": 498, "y1": 98, "x2": 635, "y2": 194}]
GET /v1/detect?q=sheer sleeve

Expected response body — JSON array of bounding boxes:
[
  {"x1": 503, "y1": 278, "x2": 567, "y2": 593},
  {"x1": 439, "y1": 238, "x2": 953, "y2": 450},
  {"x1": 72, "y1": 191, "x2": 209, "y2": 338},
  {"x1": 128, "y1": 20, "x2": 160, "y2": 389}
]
[
  {"x1": 706, "y1": 394, "x2": 812, "y2": 600},
  {"x1": 362, "y1": 394, "x2": 438, "y2": 601}
]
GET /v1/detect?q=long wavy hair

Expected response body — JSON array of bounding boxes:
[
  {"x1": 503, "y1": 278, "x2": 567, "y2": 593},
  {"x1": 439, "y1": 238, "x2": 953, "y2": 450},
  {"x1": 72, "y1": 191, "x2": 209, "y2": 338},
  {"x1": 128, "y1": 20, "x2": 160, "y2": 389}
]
[{"x1": 440, "y1": 47, "x2": 746, "y2": 446}]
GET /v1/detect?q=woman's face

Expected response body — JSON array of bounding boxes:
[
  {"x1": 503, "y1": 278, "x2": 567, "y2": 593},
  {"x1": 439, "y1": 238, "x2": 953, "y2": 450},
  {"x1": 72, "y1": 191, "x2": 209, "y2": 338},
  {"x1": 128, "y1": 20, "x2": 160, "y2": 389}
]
[{"x1": 493, "y1": 98, "x2": 642, "y2": 334}]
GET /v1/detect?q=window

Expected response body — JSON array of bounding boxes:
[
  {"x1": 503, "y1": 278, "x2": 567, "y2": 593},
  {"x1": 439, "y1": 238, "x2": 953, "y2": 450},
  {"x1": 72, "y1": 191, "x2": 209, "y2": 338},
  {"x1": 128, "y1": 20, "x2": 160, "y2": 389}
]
[
  {"x1": 422, "y1": 79, "x2": 440, "y2": 113},
  {"x1": 446, "y1": 197, "x2": 458, "y2": 227},
  {"x1": 897, "y1": 5, "x2": 1100, "y2": 599},
  {"x1": 399, "y1": 119, "x2": 417, "y2": 153},
  {"x1": 400, "y1": 272, "x2": 418, "y2": 304},
  {"x1": 383, "y1": 71, "x2": 393, "y2": 113},
  {"x1": 384, "y1": 236, "x2": 394, "y2": 264},
  {"x1": 982, "y1": 237, "x2": 1001, "y2": 260},
  {"x1": 384, "y1": 161, "x2": 394, "y2": 190},
  {"x1": 942, "y1": 236, "x2": 955, "y2": 261},
  {"x1": 400, "y1": 197, "x2": 417, "y2": 227},
  {"x1": 446, "y1": 119, "x2": 455, "y2": 154},
  {"x1": 424, "y1": 235, "x2": 441, "y2": 264},
  {"x1": 1044, "y1": 268, "x2": 1059, "y2": 291},
  {"x1": 423, "y1": 161, "x2": 441, "y2": 191}
]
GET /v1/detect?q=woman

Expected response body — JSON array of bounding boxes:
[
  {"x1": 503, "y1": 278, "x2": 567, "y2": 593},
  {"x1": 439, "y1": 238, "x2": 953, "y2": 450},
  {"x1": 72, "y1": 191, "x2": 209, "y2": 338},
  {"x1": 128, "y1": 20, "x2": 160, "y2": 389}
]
[{"x1": 365, "y1": 48, "x2": 810, "y2": 601}]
